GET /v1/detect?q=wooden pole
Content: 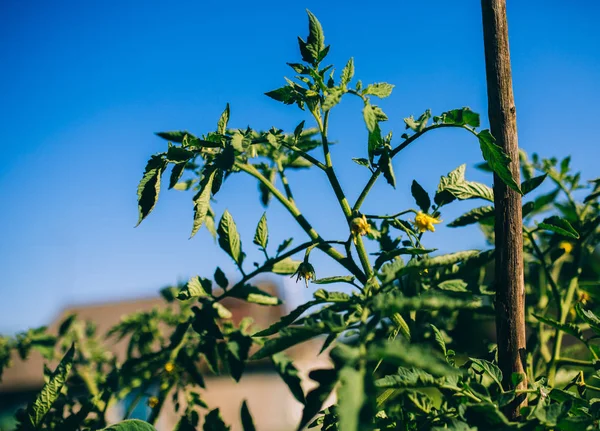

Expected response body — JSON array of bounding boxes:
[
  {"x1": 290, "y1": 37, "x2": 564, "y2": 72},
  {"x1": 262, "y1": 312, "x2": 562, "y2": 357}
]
[{"x1": 480, "y1": 0, "x2": 527, "y2": 419}]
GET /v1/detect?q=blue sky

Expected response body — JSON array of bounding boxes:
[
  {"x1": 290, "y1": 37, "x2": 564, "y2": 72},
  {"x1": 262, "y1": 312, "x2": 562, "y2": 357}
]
[{"x1": 1, "y1": 1, "x2": 598, "y2": 334}]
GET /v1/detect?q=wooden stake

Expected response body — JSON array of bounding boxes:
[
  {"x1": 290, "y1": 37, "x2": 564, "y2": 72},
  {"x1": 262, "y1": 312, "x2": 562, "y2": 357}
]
[{"x1": 481, "y1": 0, "x2": 528, "y2": 419}]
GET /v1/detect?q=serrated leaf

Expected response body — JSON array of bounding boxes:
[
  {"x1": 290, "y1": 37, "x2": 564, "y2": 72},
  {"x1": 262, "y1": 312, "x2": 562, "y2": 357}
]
[
  {"x1": 374, "y1": 248, "x2": 436, "y2": 270},
  {"x1": 240, "y1": 401, "x2": 256, "y2": 431},
  {"x1": 27, "y1": 344, "x2": 75, "y2": 428},
  {"x1": 155, "y1": 131, "x2": 194, "y2": 143},
  {"x1": 430, "y1": 324, "x2": 447, "y2": 357},
  {"x1": 252, "y1": 326, "x2": 326, "y2": 360},
  {"x1": 136, "y1": 155, "x2": 166, "y2": 226},
  {"x1": 437, "y1": 279, "x2": 468, "y2": 292},
  {"x1": 253, "y1": 213, "x2": 268, "y2": 250},
  {"x1": 178, "y1": 276, "x2": 212, "y2": 300},
  {"x1": 448, "y1": 206, "x2": 495, "y2": 228},
  {"x1": 306, "y1": 10, "x2": 326, "y2": 64},
  {"x1": 477, "y1": 129, "x2": 522, "y2": 194},
  {"x1": 352, "y1": 158, "x2": 370, "y2": 168},
  {"x1": 368, "y1": 340, "x2": 455, "y2": 377},
  {"x1": 276, "y1": 237, "x2": 293, "y2": 255},
  {"x1": 214, "y1": 267, "x2": 228, "y2": 289},
  {"x1": 297, "y1": 369, "x2": 338, "y2": 431},
  {"x1": 575, "y1": 304, "x2": 600, "y2": 334},
  {"x1": 363, "y1": 102, "x2": 378, "y2": 132},
  {"x1": 272, "y1": 353, "x2": 305, "y2": 404},
  {"x1": 408, "y1": 250, "x2": 480, "y2": 269},
  {"x1": 435, "y1": 164, "x2": 466, "y2": 206},
  {"x1": 445, "y1": 181, "x2": 494, "y2": 202},
  {"x1": 203, "y1": 408, "x2": 230, "y2": 431},
  {"x1": 340, "y1": 58, "x2": 354, "y2": 88},
  {"x1": 363, "y1": 82, "x2": 394, "y2": 98},
  {"x1": 228, "y1": 284, "x2": 281, "y2": 306},
  {"x1": 469, "y1": 358, "x2": 503, "y2": 390},
  {"x1": 169, "y1": 163, "x2": 186, "y2": 189},
  {"x1": 190, "y1": 168, "x2": 216, "y2": 238},
  {"x1": 378, "y1": 150, "x2": 395, "y2": 188},
  {"x1": 322, "y1": 87, "x2": 343, "y2": 111},
  {"x1": 375, "y1": 367, "x2": 437, "y2": 389},
  {"x1": 411, "y1": 180, "x2": 431, "y2": 212},
  {"x1": 265, "y1": 86, "x2": 297, "y2": 105},
  {"x1": 367, "y1": 124, "x2": 383, "y2": 165},
  {"x1": 337, "y1": 366, "x2": 365, "y2": 431},
  {"x1": 101, "y1": 420, "x2": 158, "y2": 431},
  {"x1": 293, "y1": 120, "x2": 305, "y2": 142},
  {"x1": 313, "y1": 276, "x2": 355, "y2": 285},
  {"x1": 538, "y1": 215, "x2": 579, "y2": 239},
  {"x1": 521, "y1": 174, "x2": 547, "y2": 195},
  {"x1": 313, "y1": 289, "x2": 351, "y2": 302},
  {"x1": 166, "y1": 146, "x2": 194, "y2": 163},
  {"x1": 533, "y1": 314, "x2": 585, "y2": 341},
  {"x1": 253, "y1": 300, "x2": 322, "y2": 337},
  {"x1": 218, "y1": 210, "x2": 244, "y2": 265},
  {"x1": 217, "y1": 103, "x2": 230, "y2": 135},
  {"x1": 271, "y1": 258, "x2": 302, "y2": 275},
  {"x1": 404, "y1": 110, "x2": 431, "y2": 132},
  {"x1": 437, "y1": 107, "x2": 480, "y2": 127}
]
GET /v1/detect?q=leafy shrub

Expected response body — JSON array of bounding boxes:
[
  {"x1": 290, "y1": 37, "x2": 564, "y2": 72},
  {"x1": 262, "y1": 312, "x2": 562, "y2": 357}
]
[{"x1": 2, "y1": 10, "x2": 599, "y2": 431}]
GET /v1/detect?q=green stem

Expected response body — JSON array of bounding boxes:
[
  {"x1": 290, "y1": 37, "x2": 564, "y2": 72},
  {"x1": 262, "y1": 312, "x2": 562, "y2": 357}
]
[
  {"x1": 525, "y1": 229, "x2": 562, "y2": 320},
  {"x1": 364, "y1": 209, "x2": 416, "y2": 220},
  {"x1": 276, "y1": 161, "x2": 295, "y2": 205},
  {"x1": 279, "y1": 142, "x2": 327, "y2": 171},
  {"x1": 555, "y1": 357, "x2": 595, "y2": 367}
]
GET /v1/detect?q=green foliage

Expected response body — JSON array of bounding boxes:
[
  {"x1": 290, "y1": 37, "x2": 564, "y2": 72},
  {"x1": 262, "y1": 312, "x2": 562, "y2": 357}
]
[{"x1": 4, "y1": 9, "x2": 599, "y2": 431}]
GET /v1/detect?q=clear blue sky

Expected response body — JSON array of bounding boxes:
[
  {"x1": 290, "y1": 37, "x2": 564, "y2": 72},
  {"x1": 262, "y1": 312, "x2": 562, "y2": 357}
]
[{"x1": 1, "y1": 1, "x2": 598, "y2": 334}]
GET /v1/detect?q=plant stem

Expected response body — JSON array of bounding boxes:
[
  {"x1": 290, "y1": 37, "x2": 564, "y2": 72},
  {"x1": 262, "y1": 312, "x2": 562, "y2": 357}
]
[
  {"x1": 365, "y1": 209, "x2": 416, "y2": 220},
  {"x1": 235, "y1": 161, "x2": 366, "y2": 283},
  {"x1": 279, "y1": 142, "x2": 328, "y2": 171},
  {"x1": 525, "y1": 228, "x2": 561, "y2": 320},
  {"x1": 276, "y1": 160, "x2": 295, "y2": 205},
  {"x1": 555, "y1": 357, "x2": 595, "y2": 367}
]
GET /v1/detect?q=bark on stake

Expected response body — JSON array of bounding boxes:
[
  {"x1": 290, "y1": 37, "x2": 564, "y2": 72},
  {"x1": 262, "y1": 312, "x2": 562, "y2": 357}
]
[{"x1": 481, "y1": 0, "x2": 528, "y2": 419}]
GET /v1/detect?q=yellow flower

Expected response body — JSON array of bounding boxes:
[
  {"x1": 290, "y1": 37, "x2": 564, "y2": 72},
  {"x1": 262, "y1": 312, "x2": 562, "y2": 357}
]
[
  {"x1": 413, "y1": 212, "x2": 442, "y2": 233},
  {"x1": 147, "y1": 396, "x2": 159, "y2": 408},
  {"x1": 292, "y1": 261, "x2": 316, "y2": 288},
  {"x1": 559, "y1": 241, "x2": 573, "y2": 254},
  {"x1": 351, "y1": 215, "x2": 371, "y2": 243},
  {"x1": 578, "y1": 290, "x2": 591, "y2": 305},
  {"x1": 164, "y1": 362, "x2": 175, "y2": 373}
]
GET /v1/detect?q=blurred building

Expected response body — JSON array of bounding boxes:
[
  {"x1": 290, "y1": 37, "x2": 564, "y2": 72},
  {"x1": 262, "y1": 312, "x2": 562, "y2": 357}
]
[{"x1": 0, "y1": 284, "x2": 330, "y2": 431}]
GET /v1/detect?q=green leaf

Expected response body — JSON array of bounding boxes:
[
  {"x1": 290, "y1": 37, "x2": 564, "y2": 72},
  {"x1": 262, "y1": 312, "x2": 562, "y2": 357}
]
[
  {"x1": 378, "y1": 150, "x2": 396, "y2": 188},
  {"x1": 375, "y1": 367, "x2": 437, "y2": 389},
  {"x1": 293, "y1": 121, "x2": 305, "y2": 142},
  {"x1": 226, "y1": 331, "x2": 253, "y2": 381},
  {"x1": 228, "y1": 284, "x2": 281, "y2": 306},
  {"x1": 101, "y1": 420, "x2": 158, "y2": 431},
  {"x1": 253, "y1": 300, "x2": 322, "y2": 337},
  {"x1": 271, "y1": 258, "x2": 302, "y2": 275},
  {"x1": 448, "y1": 206, "x2": 495, "y2": 228},
  {"x1": 437, "y1": 279, "x2": 468, "y2": 292},
  {"x1": 313, "y1": 276, "x2": 356, "y2": 285},
  {"x1": 253, "y1": 213, "x2": 268, "y2": 250},
  {"x1": 575, "y1": 304, "x2": 600, "y2": 334},
  {"x1": 367, "y1": 124, "x2": 383, "y2": 164},
  {"x1": 340, "y1": 58, "x2": 354, "y2": 88},
  {"x1": 368, "y1": 340, "x2": 455, "y2": 377},
  {"x1": 155, "y1": 131, "x2": 194, "y2": 143},
  {"x1": 169, "y1": 163, "x2": 186, "y2": 189},
  {"x1": 521, "y1": 174, "x2": 547, "y2": 195},
  {"x1": 469, "y1": 358, "x2": 503, "y2": 390},
  {"x1": 218, "y1": 210, "x2": 244, "y2": 265},
  {"x1": 203, "y1": 408, "x2": 230, "y2": 431},
  {"x1": 363, "y1": 82, "x2": 394, "y2": 98},
  {"x1": 166, "y1": 146, "x2": 194, "y2": 163},
  {"x1": 373, "y1": 292, "x2": 481, "y2": 315},
  {"x1": 411, "y1": 180, "x2": 431, "y2": 212},
  {"x1": 477, "y1": 129, "x2": 522, "y2": 194},
  {"x1": 27, "y1": 344, "x2": 75, "y2": 428},
  {"x1": 178, "y1": 276, "x2": 212, "y2": 300},
  {"x1": 297, "y1": 369, "x2": 338, "y2": 431},
  {"x1": 190, "y1": 168, "x2": 216, "y2": 238},
  {"x1": 240, "y1": 401, "x2": 256, "y2": 431},
  {"x1": 252, "y1": 326, "x2": 326, "y2": 360},
  {"x1": 533, "y1": 314, "x2": 585, "y2": 341},
  {"x1": 374, "y1": 248, "x2": 436, "y2": 270},
  {"x1": 214, "y1": 267, "x2": 228, "y2": 290},
  {"x1": 538, "y1": 216, "x2": 579, "y2": 239},
  {"x1": 306, "y1": 10, "x2": 326, "y2": 63},
  {"x1": 430, "y1": 324, "x2": 447, "y2": 357},
  {"x1": 337, "y1": 366, "x2": 365, "y2": 431},
  {"x1": 436, "y1": 107, "x2": 480, "y2": 127},
  {"x1": 217, "y1": 103, "x2": 230, "y2": 135},
  {"x1": 272, "y1": 353, "x2": 305, "y2": 404},
  {"x1": 408, "y1": 250, "x2": 481, "y2": 269},
  {"x1": 136, "y1": 155, "x2": 166, "y2": 226},
  {"x1": 435, "y1": 164, "x2": 465, "y2": 206},
  {"x1": 265, "y1": 86, "x2": 297, "y2": 105},
  {"x1": 363, "y1": 102, "x2": 378, "y2": 132},
  {"x1": 444, "y1": 181, "x2": 494, "y2": 202},
  {"x1": 276, "y1": 237, "x2": 293, "y2": 255},
  {"x1": 404, "y1": 110, "x2": 431, "y2": 132},
  {"x1": 313, "y1": 289, "x2": 351, "y2": 302},
  {"x1": 322, "y1": 87, "x2": 343, "y2": 111},
  {"x1": 352, "y1": 158, "x2": 370, "y2": 168}
]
